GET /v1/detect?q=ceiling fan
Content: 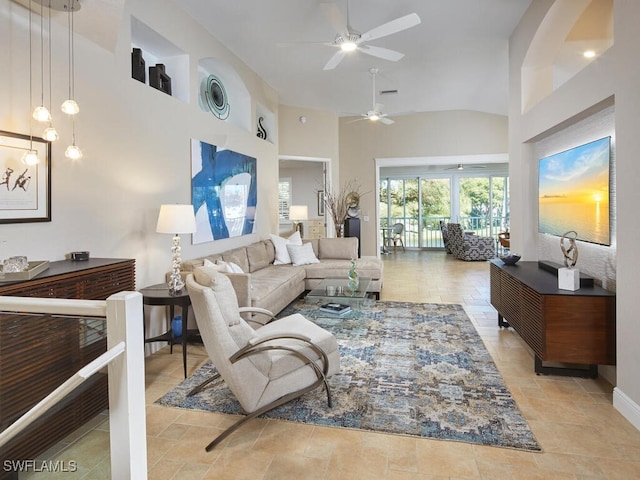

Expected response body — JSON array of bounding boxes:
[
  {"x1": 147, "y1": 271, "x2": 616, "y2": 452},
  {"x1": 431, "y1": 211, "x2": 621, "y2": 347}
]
[
  {"x1": 350, "y1": 68, "x2": 395, "y2": 125},
  {"x1": 320, "y1": 1, "x2": 421, "y2": 70},
  {"x1": 446, "y1": 164, "x2": 488, "y2": 170}
]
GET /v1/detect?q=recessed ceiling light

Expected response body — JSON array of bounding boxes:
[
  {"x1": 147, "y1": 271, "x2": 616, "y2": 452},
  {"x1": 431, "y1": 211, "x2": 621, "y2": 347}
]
[{"x1": 583, "y1": 50, "x2": 596, "y2": 58}]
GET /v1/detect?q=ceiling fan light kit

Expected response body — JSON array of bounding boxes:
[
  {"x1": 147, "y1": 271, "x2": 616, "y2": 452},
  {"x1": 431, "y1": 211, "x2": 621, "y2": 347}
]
[{"x1": 320, "y1": 1, "x2": 421, "y2": 70}]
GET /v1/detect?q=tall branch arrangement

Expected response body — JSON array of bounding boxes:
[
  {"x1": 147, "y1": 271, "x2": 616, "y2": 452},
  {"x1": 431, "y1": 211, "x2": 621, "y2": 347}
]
[{"x1": 323, "y1": 179, "x2": 367, "y2": 237}]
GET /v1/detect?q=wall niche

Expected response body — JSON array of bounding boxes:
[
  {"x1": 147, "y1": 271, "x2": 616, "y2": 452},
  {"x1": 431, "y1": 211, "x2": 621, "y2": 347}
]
[
  {"x1": 198, "y1": 57, "x2": 251, "y2": 133},
  {"x1": 130, "y1": 16, "x2": 189, "y2": 103}
]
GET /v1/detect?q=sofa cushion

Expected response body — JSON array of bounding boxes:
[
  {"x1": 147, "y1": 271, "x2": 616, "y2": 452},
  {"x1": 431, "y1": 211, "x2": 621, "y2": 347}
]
[
  {"x1": 250, "y1": 265, "x2": 306, "y2": 312},
  {"x1": 222, "y1": 247, "x2": 250, "y2": 273},
  {"x1": 303, "y1": 238, "x2": 319, "y2": 257},
  {"x1": 264, "y1": 239, "x2": 276, "y2": 262},
  {"x1": 287, "y1": 242, "x2": 320, "y2": 266},
  {"x1": 246, "y1": 241, "x2": 271, "y2": 272},
  {"x1": 318, "y1": 237, "x2": 358, "y2": 259},
  {"x1": 269, "y1": 231, "x2": 302, "y2": 265}
]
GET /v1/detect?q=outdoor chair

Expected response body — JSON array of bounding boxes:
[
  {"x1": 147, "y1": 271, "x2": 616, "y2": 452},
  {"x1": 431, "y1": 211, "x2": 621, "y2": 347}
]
[
  {"x1": 185, "y1": 266, "x2": 340, "y2": 451},
  {"x1": 498, "y1": 231, "x2": 510, "y2": 253},
  {"x1": 446, "y1": 223, "x2": 495, "y2": 261},
  {"x1": 384, "y1": 222, "x2": 405, "y2": 252}
]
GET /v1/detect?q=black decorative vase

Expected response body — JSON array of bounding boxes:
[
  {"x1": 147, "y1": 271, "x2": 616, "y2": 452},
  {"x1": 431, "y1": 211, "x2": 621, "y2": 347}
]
[
  {"x1": 131, "y1": 48, "x2": 145, "y2": 83},
  {"x1": 149, "y1": 64, "x2": 172, "y2": 95}
]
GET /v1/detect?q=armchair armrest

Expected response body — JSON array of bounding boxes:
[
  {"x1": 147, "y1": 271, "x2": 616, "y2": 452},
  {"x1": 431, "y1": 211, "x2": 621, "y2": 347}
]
[
  {"x1": 230, "y1": 333, "x2": 330, "y2": 377},
  {"x1": 238, "y1": 307, "x2": 277, "y2": 327}
]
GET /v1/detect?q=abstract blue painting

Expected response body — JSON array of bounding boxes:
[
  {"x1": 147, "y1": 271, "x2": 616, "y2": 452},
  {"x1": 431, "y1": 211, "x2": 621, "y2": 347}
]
[{"x1": 191, "y1": 139, "x2": 257, "y2": 244}]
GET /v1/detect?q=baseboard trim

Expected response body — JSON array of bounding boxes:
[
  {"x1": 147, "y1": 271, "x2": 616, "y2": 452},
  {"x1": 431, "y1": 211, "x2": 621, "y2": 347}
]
[{"x1": 613, "y1": 387, "x2": 640, "y2": 431}]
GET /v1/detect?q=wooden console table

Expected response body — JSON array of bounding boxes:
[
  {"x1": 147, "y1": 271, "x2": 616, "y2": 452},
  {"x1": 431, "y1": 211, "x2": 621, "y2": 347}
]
[
  {"x1": 0, "y1": 258, "x2": 135, "y2": 469},
  {"x1": 489, "y1": 259, "x2": 615, "y2": 378}
]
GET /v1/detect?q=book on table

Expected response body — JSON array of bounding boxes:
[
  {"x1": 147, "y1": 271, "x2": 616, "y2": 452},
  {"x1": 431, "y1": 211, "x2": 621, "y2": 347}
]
[{"x1": 319, "y1": 302, "x2": 352, "y2": 315}]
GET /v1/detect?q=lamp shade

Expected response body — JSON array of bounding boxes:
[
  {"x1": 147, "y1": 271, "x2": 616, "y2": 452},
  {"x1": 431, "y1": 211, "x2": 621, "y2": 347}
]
[
  {"x1": 289, "y1": 205, "x2": 308, "y2": 221},
  {"x1": 156, "y1": 204, "x2": 197, "y2": 234}
]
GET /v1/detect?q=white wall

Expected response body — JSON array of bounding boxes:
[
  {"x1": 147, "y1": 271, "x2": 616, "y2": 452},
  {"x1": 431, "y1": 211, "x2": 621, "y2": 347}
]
[
  {"x1": 510, "y1": 0, "x2": 640, "y2": 429},
  {"x1": 0, "y1": 0, "x2": 279, "y2": 342},
  {"x1": 339, "y1": 110, "x2": 509, "y2": 256}
]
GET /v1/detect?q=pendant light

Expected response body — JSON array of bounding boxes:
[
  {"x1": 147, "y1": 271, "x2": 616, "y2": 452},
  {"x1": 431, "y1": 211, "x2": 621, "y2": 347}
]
[
  {"x1": 32, "y1": 1, "x2": 51, "y2": 123},
  {"x1": 23, "y1": 0, "x2": 40, "y2": 166},
  {"x1": 63, "y1": 2, "x2": 82, "y2": 159},
  {"x1": 61, "y1": 2, "x2": 79, "y2": 116},
  {"x1": 42, "y1": 3, "x2": 58, "y2": 141}
]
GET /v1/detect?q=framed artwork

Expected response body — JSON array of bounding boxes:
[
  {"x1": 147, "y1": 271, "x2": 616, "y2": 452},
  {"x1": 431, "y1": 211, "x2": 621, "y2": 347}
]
[
  {"x1": 318, "y1": 190, "x2": 325, "y2": 216},
  {"x1": 0, "y1": 130, "x2": 51, "y2": 224},
  {"x1": 191, "y1": 139, "x2": 257, "y2": 244}
]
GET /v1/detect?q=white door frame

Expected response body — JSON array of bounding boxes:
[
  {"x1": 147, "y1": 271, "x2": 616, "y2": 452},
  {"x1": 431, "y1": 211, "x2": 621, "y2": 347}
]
[{"x1": 278, "y1": 155, "x2": 333, "y2": 236}]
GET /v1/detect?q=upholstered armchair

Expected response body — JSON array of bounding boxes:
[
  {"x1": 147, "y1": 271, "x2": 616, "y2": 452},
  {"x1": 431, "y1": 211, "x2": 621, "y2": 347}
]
[
  {"x1": 185, "y1": 266, "x2": 340, "y2": 451},
  {"x1": 439, "y1": 220, "x2": 452, "y2": 253},
  {"x1": 446, "y1": 223, "x2": 495, "y2": 261}
]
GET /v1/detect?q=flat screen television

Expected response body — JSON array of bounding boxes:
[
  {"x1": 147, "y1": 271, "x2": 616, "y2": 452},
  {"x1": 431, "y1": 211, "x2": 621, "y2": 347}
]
[{"x1": 538, "y1": 136, "x2": 611, "y2": 246}]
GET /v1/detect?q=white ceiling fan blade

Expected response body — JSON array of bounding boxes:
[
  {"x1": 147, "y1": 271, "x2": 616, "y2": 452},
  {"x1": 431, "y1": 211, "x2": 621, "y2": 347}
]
[
  {"x1": 360, "y1": 44, "x2": 404, "y2": 62},
  {"x1": 321, "y1": 2, "x2": 349, "y2": 36},
  {"x1": 346, "y1": 116, "x2": 366, "y2": 124},
  {"x1": 379, "y1": 116, "x2": 395, "y2": 125},
  {"x1": 323, "y1": 49, "x2": 347, "y2": 70},
  {"x1": 359, "y1": 13, "x2": 421, "y2": 42}
]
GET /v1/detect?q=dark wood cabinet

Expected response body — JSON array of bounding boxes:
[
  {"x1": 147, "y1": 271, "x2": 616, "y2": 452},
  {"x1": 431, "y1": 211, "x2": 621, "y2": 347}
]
[
  {"x1": 489, "y1": 260, "x2": 615, "y2": 377},
  {"x1": 0, "y1": 258, "x2": 135, "y2": 469},
  {"x1": 344, "y1": 218, "x2": 361, "y2": 257}
]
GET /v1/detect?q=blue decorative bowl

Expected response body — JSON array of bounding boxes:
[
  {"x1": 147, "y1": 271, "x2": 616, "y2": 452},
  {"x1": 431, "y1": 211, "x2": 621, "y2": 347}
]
[{"x1": 500, "y1": 254, "x2": 521, "y2": 265}]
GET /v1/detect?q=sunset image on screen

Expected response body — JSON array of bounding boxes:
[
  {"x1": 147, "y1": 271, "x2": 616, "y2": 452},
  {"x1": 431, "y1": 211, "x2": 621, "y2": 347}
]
[{"x1": 538, "y1": 137, "x2": 610, "y2": 245}]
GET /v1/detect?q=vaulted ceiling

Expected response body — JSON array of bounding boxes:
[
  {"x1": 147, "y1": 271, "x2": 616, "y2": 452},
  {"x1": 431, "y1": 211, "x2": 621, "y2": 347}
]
[{"x1": 174, "y1": 0, "x2": 533, "y2": 118}]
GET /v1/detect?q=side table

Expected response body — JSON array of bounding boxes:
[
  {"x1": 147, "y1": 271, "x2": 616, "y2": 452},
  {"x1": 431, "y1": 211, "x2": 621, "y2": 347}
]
[{"x1": 139, "y1": 283, "x2": 192, "y2": 378}]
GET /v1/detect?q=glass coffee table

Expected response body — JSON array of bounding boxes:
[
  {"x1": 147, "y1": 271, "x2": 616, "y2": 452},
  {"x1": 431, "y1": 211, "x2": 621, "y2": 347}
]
[{"x1": 305, "y1": 277, "x2": 374, "y2": 312}]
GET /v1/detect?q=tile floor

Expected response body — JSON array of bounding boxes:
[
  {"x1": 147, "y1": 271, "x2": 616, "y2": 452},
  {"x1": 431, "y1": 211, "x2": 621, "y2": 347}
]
[{"x1": 24, "y1": 251, "x2": 640, "y2": 479}]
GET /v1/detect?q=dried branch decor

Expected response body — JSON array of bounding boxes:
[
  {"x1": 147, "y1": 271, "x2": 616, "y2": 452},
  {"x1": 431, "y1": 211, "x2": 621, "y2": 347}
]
[{"x1": 323, "y1": 179, "x2": 367, "y2": 237}]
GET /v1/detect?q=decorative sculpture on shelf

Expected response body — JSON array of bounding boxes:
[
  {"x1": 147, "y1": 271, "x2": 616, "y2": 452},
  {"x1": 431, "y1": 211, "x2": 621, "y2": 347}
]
[
  {"x1": 560, "y1": 230, "x2": 579, "y2": 268},
  {"x1": 256, "y1": 116, "x2": 268, "y2": 140}
]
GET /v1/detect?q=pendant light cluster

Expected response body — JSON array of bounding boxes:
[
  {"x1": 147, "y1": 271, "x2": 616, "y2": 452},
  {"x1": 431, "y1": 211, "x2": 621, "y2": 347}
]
[{"x1": 27, "y1": 0, "x2": 82, "y2": 166}]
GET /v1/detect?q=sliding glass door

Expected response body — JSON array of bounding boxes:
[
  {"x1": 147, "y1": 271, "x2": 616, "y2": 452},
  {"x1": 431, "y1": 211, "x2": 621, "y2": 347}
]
[{"x1": 380, "y1": 173, "x2": 508, "y2": 250}]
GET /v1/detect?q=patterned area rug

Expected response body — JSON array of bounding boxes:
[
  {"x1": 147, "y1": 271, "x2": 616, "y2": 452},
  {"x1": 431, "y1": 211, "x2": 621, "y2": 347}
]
[{"x1": 156, "y1": 300, "x2": 541, "y2": 451}]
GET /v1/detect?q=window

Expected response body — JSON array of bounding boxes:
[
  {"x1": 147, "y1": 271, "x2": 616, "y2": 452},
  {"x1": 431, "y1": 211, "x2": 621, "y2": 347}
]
[{"x1": 278, "y1": 178, "x2": 292, "y2": 220}]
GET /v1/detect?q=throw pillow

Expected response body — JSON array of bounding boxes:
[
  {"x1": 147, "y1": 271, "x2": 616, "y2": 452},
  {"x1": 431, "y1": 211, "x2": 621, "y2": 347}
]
[
  {"x1": 203, "y1": 258, "x2": 227, "y2": 272},
  {"x1": 269, "y1": 231, "x2": 302, "y2": 265},
  {"x1": 215, "y1": 259, "x2": 244, "y2": 274},
  {"x1": 227, "y1": 262, "x2": 244, "y2": 274},
  {"x1": 287, "y1": 242, "x2": 320, "y2": 266}
]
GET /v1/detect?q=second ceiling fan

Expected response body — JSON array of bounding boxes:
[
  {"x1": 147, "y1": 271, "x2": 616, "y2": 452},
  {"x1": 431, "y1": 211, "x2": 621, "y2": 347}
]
[
  {"x1": 321, "y1": 1, "x2": 421, "y2": 70},
  {"x1": 357, "y1": 67, "x2": 394, "y2": 125}
]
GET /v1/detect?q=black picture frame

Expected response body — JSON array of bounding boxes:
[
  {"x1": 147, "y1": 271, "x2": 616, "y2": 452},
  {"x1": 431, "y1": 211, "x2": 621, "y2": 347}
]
[{"x1": 0, "y1": 130, "x2": 51, "y2": 223}]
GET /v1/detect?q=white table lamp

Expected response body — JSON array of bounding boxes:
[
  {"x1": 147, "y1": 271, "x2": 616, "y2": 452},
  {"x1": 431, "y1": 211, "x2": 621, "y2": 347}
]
[
  {"x1": 289, "y1": 205, "x2": 308, "y2": 238},
  {"x1": 157, "y1": 204, "x2": 197, "y2": 293}
]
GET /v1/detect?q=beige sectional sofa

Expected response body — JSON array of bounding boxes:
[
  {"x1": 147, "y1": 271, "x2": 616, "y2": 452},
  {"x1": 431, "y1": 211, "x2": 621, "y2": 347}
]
[{"x1": 179, "y1": 237, "x2": 383, "y2": 323}]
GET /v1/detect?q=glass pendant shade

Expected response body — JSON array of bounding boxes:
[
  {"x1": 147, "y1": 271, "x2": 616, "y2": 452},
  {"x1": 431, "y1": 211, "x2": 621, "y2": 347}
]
[
  {"x1": 21, "y1": 150, "x2": 39, "y2": 166},
  {"x1": 65, "y1": 143, "x2": 82, "y2": 160},
  {"x1": 32, "y1": 105, "x2": 51, "y2": 122},
  {"x1": 61, "y1": 99, "x2": 79, "y2": 115},
  {"x1": 42, "y1": 125, "x2": 59, "y2": 141}
]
